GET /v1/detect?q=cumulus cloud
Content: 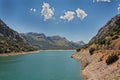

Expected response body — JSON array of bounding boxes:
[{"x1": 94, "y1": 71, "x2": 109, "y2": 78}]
[
  {"x1": 117, "y1": 4, "x2": 120, "y2": 14},
  {"x1": 93, "y1": 0, "x2": 111, "y2": 2},
  {"x1": 30, "y1": 8, "x2": 37, "y2": 12},
  {"x1": 60, "y1": 11, "x2": 75, "y2": 22},
  {"x1": 41, "y1": 2, "x2": 55, "y2": 21},
  {"x1": 76, "y1": 8, "x2": 87, "y2": 20}
]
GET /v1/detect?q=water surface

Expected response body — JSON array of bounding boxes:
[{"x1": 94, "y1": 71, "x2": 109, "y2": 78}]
[{"x1": 0, "y1": 51, "x2": 83, "y2": 80}]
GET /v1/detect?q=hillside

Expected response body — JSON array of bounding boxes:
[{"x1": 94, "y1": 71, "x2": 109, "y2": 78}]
[
  {"x1": 72, "y1": 14, "x2": 120, "y2": 80},
  {"x1": 0, "y1": 19, "x2": 36, "y2": 54},
  {"x1": 22, "y1": 32, "x2": 85, "y2": 50}
]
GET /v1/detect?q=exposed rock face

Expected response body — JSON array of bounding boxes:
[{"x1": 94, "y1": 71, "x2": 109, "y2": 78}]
[
  {"x1": 22, "y1": 32, "x2": 85, "y2": 50},
  {"x1": 73, "y1": 14, "x2": 120, "y2": 80},
  {"x1": 72, "y1": 50, "x2": 120, "y2": 80},
  {"x1": 90, "y1": 14, "x2": 120, "y2": 45},
  {"x1": 0, "y1": 19, "x2": 36, "y2": 53}
]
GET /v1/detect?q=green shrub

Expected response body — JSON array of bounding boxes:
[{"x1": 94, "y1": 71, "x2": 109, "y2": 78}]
[
  {"x1": 82, "y1": 44, "x2": 88, "y2": 49},
  {"x1": 112, "y1": 35, "x2": 119, "y2": 40},
  {"x1": 106, "y1": 54, "x2": 119, "y2": 65},
  {"x1": 98, "y1": 39, "x2": 106, "y2": 45},
  {"x1": 76, "y1": 48, "x2": 81, "y2": 52},
  {"x1": 89, "y1": 48, "x2": 95, "y2": 55}
]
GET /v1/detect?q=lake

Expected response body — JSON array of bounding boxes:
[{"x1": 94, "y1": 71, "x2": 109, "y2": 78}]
[{"x1": 0, "y1": 51, "x2": 83, "y2": 80}]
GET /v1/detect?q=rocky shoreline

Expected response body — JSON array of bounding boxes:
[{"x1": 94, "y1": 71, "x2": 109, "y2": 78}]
[
  {"x1": 71, "y1": 13, "x2": 120, "y2": 80},
  {"x1": 72, "y1": 50, "x2": 120, "y2": 80}
]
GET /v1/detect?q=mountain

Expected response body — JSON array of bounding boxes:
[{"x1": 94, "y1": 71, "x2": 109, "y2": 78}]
[
  {"x1": 22, "y1": 32, "x2": 85, "y2": 50},
  {"x1": 72, "y1": 14, "x2": 120, "y2": 80},
  {"x1": 74, "y1": 41, "x2": 85, "y2": 46},
  {"x1": 0, "y1": 19, "x2": 36, "y2": 54},
  {"x1": 89, "y1": 14, "x2": 120, "y2": 50}
]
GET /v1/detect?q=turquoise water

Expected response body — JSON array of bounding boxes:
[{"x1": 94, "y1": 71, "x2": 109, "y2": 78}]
[{"x1": 0, "y1": 51, "x2": 83, "y2": 80}]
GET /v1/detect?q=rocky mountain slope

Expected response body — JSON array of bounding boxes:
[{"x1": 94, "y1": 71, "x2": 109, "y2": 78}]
[
  {"x1": 0, "y1": 19, "x2": 36, "y2": 53},
  {"x1": 72, "y1": 14, "x2": 120, "y2": 80},
  {"x1": 22, "y1": 32, "x2": 85, "y2": 50}
]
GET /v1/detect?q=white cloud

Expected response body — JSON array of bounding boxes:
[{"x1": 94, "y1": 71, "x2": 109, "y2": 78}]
[
  {"x1": 76, "y1": 8, "x2": 87, "y2": 20},
  {"x1": 60, "y1": 11, "x2": 75, "y2": 22},
  {"x1": 30, "y1": 8, "x2": 37, "y2": 12},
  {"x1": 117, "y1": 4, "x2": 120, "y2": 14},
  {"x1": 93, "y1": 0, "x2": 111, "y2": 2},
  {"x1": 41, "y1": 2, "x2": 55, "y2": 21}
]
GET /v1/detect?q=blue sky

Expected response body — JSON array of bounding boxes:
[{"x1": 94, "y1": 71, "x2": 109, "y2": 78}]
[{"x1": 0, "y1": 0, "x2": 120, "y2": 43}]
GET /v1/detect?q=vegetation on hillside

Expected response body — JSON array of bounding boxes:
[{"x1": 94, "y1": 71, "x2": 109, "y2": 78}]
[
  {"x1": 0, "y1": 19, "x2": 37, "y2": 54},
  {"x1": 76, "y1": 14, "x2": 120, "y2": 65},
  {"x1": 106, "y1": 54, "x2": 119, "y2": 65}
]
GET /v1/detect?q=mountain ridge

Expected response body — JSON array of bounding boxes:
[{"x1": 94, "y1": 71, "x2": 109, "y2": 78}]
[
  {"x1": 0, "y1": 19, "x2": 37, "y2": 53},
  {"x1": 22, "y1": 32, "x2": 85, "y2": 50},
  {"x1": 89, "y1": 14, "x2": 120, "y2": 45},
  {"x1": 72, "y1": 14, "x2": 120, "y2": 80}
]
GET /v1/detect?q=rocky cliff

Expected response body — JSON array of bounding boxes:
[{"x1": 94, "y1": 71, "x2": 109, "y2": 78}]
[
  {"x1": 72, "y1": 14, "x2": 120, "y2": 80},
  {"x1": 0, "y1": 19, "x2": 36, "y2": 53},
  {"x1": 22, "y1": 32, "x2": 85, "y2": 50}
]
